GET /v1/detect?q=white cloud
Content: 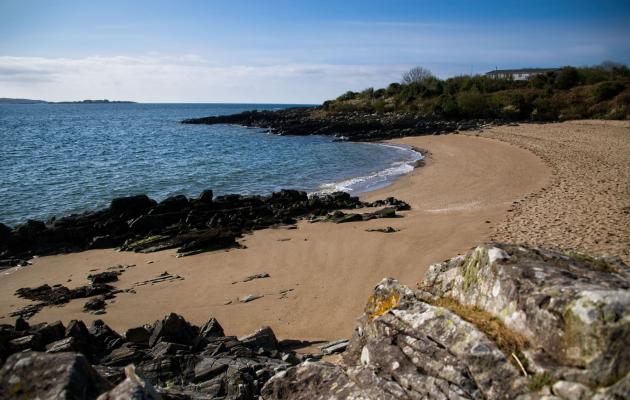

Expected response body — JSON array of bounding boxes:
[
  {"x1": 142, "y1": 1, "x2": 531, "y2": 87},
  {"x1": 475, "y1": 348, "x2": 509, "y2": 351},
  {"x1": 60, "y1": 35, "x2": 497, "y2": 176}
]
[{"x1": 0, "y1": 55, "x2": 410, "y2": 103}]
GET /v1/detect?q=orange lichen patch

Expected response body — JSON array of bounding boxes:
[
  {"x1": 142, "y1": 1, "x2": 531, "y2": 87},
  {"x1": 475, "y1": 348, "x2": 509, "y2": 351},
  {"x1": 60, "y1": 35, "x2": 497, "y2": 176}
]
[{"x1": 366, "y1": 292, "x2": 401, "y2": 320}]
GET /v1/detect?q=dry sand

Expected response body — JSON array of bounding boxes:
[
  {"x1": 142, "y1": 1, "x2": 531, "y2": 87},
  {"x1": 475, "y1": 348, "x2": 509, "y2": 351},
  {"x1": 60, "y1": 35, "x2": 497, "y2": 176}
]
[
  {"x1": 479, "y1": 120, "x2": 630, "y2": 263},
  {"x1": 0, "y1": 130, "x2": 560, "y2": 341}
]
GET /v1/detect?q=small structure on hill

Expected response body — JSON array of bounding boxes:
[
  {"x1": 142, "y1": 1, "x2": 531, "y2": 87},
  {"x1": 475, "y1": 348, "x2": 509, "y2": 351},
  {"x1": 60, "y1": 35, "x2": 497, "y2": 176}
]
[{"x1": 486, "y1": 67, "x2": 558, "y2": 80}]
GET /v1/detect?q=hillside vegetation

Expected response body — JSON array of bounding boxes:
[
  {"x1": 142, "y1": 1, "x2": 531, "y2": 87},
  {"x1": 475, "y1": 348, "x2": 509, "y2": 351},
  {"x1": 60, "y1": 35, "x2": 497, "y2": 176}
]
[{"x1": 322, "y1": 63, "x2": 630, "y2": 121}]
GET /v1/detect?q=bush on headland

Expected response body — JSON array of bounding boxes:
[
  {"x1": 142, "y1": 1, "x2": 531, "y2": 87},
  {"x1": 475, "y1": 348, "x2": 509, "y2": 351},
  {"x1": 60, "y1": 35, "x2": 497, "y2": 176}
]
[{"x1": 322, "y1": 61, "x2": 630, "y2": 121}]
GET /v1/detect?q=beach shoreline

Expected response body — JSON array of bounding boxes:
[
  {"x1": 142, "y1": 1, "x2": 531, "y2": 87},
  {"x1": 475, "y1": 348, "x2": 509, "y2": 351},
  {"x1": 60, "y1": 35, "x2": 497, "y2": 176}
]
[{"x1": 0, "y1": 128, "x2": 553, "y2": 341}]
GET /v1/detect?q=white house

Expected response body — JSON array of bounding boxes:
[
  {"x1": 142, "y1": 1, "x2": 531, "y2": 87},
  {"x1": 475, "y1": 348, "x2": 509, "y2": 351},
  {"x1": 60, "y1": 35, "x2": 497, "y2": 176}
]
[{"x1": 486, "y1": 68, "x2": 559, "y2": 80}]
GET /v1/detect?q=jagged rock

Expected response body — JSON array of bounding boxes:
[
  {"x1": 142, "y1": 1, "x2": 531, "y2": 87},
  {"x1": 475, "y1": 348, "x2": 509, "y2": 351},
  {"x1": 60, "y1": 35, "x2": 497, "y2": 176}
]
[
  {"x1": 239, "y1": 294, "x2": 263, "y2": 303},
  {"x1": 15, "y1": 282, "x2": 116, "y2": 316},
  {"x1": 366, "y1": 197, "x2": 411, "y2": 211},
  {"x1": 8, "y1": 334, "x2": 43, "y2": 352},
  {"x1": 14, "y1": 317, "x2": 29, "y2": 331},
  {"x1": 199, "y1": 317, "x2": 224, "y2": 339},
  {"x1": 84, "y1": 296, "x2": 107, "y2": 312},
  {"x1": 101, "y1": 342, "x2": 145, "y2": 367},
  {"x1": 125, "y1": 326, "x2": 151, "y2": 346},
  {"x1": 89, "y1": 320, "x2": 123, "y2": 351},
  {"x1": 0, "y1": 313, "x2": 292, "y2": 399},
  {"x1": 8, "y1": 302, "x2": 44, "y2": 319},
  {"x1": 330, "y1": 211, "x2": 363, "y2": 224},
  {"x1": 366, "y1": 226, "x2": 399, "y2": 233},
  {"x1": 149, "y1": 313, "x2": 197, "y2": 347},
  {"x1": 0, "y1": 352, "x2": 112, "y2": 399},
  {"x1": 110, "y1": 194, "x2": 156, "y2": 217},
  {"x1": 420, "y1": 244, "x2": 630, "y2": 387},
  {"x1": 97, "y1": 365, "x2": 161, "y2": 400},
  {"x1": 239, "y1": 326, "x2": 279, "y2": 350},
  {"x1": 198, "y1": 189, "x2": 214, "y2": 203},
  {"x1": 3, "y1": 186, "x2": 407, "y2": 264},
  {"x1": 552, "y1": 380, "x2": 593, "y2": 399},
  {"x1": 65, "y1": 319, "x2": 93, "y2": 358},
  {"x1": 263, "y1": 245, "x2": 630, "y2": 399},
  {"x1": 46, "y1": 337, "x2": 80, "y2": 353},
  {"x1": 181, "y1": 108, "x2": 484, "y2": 142},
  {"x1": 34, "y1": 320, "x2": 66, "y2": 345},
  {"x1": 318, "y1": 339, "x2": 349, "y2": 355},
  {"x1": 235, "y1": 272, "x2": 270, "y2": 283},
  {"x1": 88, "y1": 270, "x2": 121, "y2": 284}
]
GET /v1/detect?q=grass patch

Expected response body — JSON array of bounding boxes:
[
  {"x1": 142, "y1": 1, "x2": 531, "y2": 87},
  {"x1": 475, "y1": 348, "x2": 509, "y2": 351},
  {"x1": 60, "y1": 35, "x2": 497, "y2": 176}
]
[
  {"x1": 528, "y1": 373, "x2": 556, "y2": 391},
  {"x1": 564, "y1": 251, "x2": 620, "y2": 273},
  {"x1": 427, "y1": 297, "x2": 529, "y2": 358}
]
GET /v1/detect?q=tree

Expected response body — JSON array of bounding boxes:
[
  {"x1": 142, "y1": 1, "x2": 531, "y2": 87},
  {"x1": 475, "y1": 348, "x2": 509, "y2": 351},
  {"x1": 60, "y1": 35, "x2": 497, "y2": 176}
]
[
  {"x1": 401, "y1": 66, "x2": 433, "y2": 84},
  {"x1": 555, "y1": 66, "x2": 580, "y2": 90}
]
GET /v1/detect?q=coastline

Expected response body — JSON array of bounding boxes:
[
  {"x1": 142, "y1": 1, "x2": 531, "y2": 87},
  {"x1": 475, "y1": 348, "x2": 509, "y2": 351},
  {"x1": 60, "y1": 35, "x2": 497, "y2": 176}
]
[
  {"x1": 0, "y1": 131, "x2": 551, "y2": 341},
  {"x1": 313, "y1": 141, "x2": 424, "y2": 195}
]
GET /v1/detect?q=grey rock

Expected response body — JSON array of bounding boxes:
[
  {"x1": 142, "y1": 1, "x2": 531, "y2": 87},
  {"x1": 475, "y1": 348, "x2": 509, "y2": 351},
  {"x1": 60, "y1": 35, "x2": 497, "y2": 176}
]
[
  {"x1": 263, "y1": 245, "x2": 630, "y2": 399},
  {"x1": 0, "y1": 351, "x2": 112, "y2": 399},
  {"x1": 84, "y1": 295, "x2": 107, "y2": 311},
  {"x1": 8, "y1": 334, "x2": 42, "y2": 352},
  {"x1": 199, "y1": 317, "x2": 224, "y2": 339},
  {"x1": 239, "y1": 294, "x2": 263, "y2": 303},
  {"x1": 365, "y1": 226, "x2": 399, "y2": 233},
  {"x1": 552, "y1": 380, "x2": 593, "y2": 400},
  {"x1": 420, "y1": 244, "x2": 630, "y2": 386},
  {"x1": 46, "y1": 337, "x2": 80, "y2": 353},
  {"x1": 34, "y1": 320, "x2": 66, "y2": 345},
  {"x1": 125, "y1": 326, "x2": 151, "y2": 346},
  {"x1": 149, "y1": 313, "x2": 197, "y2": 347},
  {"x1": 97, "y1": 365, "x2": 161, "y2": 400},
  {"x1": 239, "y1": 326, "x2": 279, "y2": 350},
  {"x1": 319, "y1": 339, "x2": 350, "y2": 355},
  {"x1": 101, "y1": 342, "x2": 145, "y2": 367}
]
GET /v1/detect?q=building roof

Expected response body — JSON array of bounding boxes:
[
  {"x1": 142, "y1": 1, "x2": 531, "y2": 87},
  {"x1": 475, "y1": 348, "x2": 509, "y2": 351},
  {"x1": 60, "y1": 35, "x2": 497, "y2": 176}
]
[{"x1": 486, "y1": 68, "x2": 559, "y2": 75}]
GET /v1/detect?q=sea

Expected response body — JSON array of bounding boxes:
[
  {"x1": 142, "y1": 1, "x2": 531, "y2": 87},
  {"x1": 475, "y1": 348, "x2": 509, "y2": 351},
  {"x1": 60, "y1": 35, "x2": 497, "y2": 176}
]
[{"x1": 0, "y1": 103, "x2": 422, "y2": 227}]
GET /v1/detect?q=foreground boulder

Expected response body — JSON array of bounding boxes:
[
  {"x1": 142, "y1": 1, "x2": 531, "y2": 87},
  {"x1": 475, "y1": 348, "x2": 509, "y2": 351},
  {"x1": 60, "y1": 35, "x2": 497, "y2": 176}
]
[
  {"x1": 262, "y1": 244, "x2": 630, "y2": 399},
  {"x1": 0, "y1": 352, "x2": 112, "y2": 399}
]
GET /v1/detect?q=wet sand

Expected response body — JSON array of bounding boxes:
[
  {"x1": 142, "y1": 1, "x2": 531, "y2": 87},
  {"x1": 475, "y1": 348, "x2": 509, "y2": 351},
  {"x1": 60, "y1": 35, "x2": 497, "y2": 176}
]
[{"x1": 0, "y1": 133, "x2": 551, "y2": 340}]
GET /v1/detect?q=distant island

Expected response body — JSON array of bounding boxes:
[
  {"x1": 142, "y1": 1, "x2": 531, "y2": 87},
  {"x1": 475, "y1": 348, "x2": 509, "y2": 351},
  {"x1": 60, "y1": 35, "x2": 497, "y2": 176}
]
[{"x1": 0, "y1": 98, "x2": 136, "y2": 104}]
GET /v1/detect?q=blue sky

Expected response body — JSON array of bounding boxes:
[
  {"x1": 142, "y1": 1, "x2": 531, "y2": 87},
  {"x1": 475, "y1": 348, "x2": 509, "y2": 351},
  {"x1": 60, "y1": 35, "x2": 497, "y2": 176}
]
[{"x1": 1, "y1": 0, "x2": 629, "y2": 103}]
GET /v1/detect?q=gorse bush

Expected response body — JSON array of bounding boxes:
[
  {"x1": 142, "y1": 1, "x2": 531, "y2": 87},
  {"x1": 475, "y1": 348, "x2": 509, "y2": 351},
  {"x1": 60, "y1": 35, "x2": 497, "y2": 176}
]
[{"x1": 324, "y1": 62, "x2": 630, "y2": 120}]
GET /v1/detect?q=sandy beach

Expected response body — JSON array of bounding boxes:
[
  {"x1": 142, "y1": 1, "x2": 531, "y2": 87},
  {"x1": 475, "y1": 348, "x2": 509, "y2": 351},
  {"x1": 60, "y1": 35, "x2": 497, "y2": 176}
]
[
  {"x1": 481, "y1": 120, "x2": 630, "y2": 263},
  {"x1": 4, "y1": 121, "x2": 625, "y2": 343}
]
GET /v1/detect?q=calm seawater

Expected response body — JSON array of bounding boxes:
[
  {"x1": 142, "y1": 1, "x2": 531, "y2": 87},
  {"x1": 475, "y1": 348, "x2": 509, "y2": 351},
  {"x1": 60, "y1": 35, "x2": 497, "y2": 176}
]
[{"x1": 0, "y1": 103, "x2": 420, "y2": 226}]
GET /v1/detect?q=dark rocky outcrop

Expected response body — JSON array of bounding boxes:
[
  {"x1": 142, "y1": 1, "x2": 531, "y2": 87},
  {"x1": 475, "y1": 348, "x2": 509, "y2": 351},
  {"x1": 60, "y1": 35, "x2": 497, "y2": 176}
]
[
  {"x1": 15, "y1": 283, "x2": 115, "y2": 305},
  {"x1": 182, "y1": 108, "x2": 489, "y2": 142},
  {"x1": 0, "y1": 314, "x2": 301, "y2": 399},
  {"x1": 262, "y1": 244, "x2": 630, "y2": 399},
  {"x1": 1, "y1": 190, "x2": 408, "y2": 267}
]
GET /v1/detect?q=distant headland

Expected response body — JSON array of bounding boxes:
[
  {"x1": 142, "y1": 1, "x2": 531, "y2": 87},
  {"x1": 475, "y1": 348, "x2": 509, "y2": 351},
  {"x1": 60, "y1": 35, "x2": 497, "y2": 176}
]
[{"x1": 0, "y1": 98, "x2": 136, "y2": 104}]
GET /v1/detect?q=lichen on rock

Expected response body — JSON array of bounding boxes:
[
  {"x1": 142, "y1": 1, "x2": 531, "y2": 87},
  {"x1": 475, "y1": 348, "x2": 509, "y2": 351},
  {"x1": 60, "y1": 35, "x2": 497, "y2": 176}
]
[{"x1": 263, "y1": 244, "x2": 630, "y2": 399}]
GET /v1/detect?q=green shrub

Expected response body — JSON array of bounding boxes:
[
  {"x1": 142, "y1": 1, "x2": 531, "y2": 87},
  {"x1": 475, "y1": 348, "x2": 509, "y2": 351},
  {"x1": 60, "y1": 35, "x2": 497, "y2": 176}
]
[
  {"x1": 457, "y1": 90, "x2": 488, "y2": 118},
  {"x1": 555, "y1": 66, "x2": 580, "y2": 89},
  {"x1": 322, "y1": 62, "x2": 629, "y2": 121},
  {"x1": 336, "y1": 91, "x2": 357, "y2": 101},
  {"x1": 532, "y1": 97, "x2": 561, "y2": 121},
  {"x1": 593, "y1": 82, "x2": 626, "y2": 101},
  {"x1": 386, "y1": 83, "x2": 402, "y2": 96}
]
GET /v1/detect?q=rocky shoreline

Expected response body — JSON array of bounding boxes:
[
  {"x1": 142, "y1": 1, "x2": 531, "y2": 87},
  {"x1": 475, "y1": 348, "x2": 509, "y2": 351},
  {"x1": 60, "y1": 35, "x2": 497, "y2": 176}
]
[
  {"x1": 1, "y1": 244, "x2": 628, "y2": 399},
  {"x1": 0, "y1": 189, "x2": 409, "y2": 269},
  {"x1": 182, "y1": 108, "x2": 495, "y2": 141}
]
